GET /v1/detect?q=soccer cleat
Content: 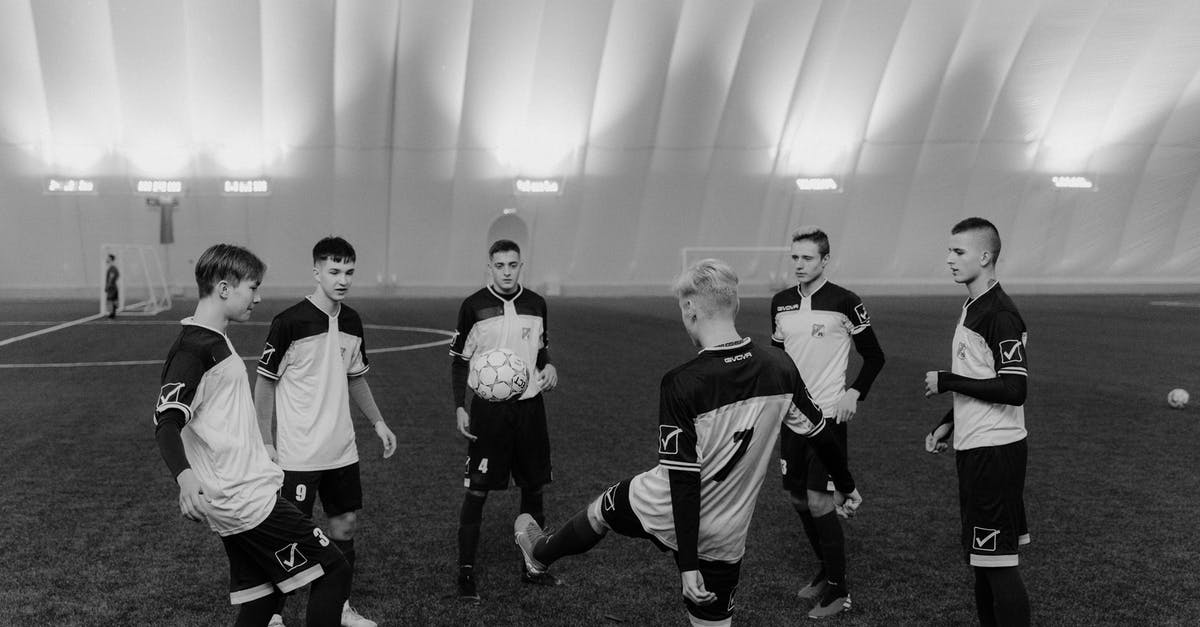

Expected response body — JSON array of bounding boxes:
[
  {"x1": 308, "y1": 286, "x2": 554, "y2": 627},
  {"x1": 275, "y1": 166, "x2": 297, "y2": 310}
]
[
  {"x1": 340, "y1": 601, "x2": 377, "y2": 627},
  {"x1": 807, "y1": 585, "x2": 851, "y2": 619},
  {"x1": 797, "y1": 571, "x2": 829, "y2": 604},
  {"x1": 267, "y1": 614, "x2": 285, "y2": 627},
  {"x1": 513, "y1": 513, "x2": 548, "y2": 575},
  {"x1": 521, "y1": 568, "x2": 564, "y2": 586},
  {"x1": 457, "y1": 567, "x2": 481, "y2": 603}
]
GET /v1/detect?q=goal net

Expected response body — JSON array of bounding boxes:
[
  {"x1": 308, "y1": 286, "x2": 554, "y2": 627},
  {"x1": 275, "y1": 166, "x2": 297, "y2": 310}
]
[
  {"x1": 680, "y1": 246, "x2": 792, "y2": 295},
  {"x1": 100, "y1": 244, "x2": 172, "y2": 316}
]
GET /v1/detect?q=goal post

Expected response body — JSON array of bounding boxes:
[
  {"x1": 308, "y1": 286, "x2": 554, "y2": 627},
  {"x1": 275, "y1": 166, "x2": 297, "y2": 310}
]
[
  {"x1": 100, "y1": 244, "x2": 172, "y2": 316},
  {"x1": 680, "y1": 246, "x2": 792, "y2": 295}
]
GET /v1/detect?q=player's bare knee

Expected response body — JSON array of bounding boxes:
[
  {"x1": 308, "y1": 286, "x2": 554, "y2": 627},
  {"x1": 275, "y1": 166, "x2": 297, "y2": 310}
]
[
  {"x1": 807, "y1": 490, "x2": 835, "y2": 516},
  {"x1": 586, "y1": 497, "x2": 612, "y2": 536},
  {"x1": 328, "y1": 511, "x2": 357, "y2": 539}
]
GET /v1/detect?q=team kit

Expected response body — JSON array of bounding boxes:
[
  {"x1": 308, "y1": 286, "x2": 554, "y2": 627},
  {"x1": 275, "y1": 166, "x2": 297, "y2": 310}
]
[{"x1": 153, "y1": 217, "x2": 1031, "y2": 626}]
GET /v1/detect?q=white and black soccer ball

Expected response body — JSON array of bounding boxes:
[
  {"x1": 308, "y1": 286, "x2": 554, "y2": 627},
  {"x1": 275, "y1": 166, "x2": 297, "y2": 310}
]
[
  {"x1": 1167, "y1": 388, "x2": 1189, "y2": 409},
  {"x1": 468, "y1": 348, "x2": 529, "y2": 402}
]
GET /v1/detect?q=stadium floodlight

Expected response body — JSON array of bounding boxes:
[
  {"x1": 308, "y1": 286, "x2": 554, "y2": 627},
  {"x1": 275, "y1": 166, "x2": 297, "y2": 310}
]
[
  {"x1": 502, "y1": 207, "x2": 517, "y2": 215},
  {"x1": 514, "y1": 178, "x2": 562, "y2": 195},
  {"x1": 135, "y1": 179, "x2": 184, "y2": 194},
  {"x1": 1051, "y1": 175, "x2": 1095, "y2": 190},
  {"x1": 222, "y1": 179, "x2": 271, "y2": 195},
  {"x1": 795, "y1": 177, "x2": 840, "y2": 192},
  {"x1": 45, "y1": 177, "x2": 97, "y2": 194}
]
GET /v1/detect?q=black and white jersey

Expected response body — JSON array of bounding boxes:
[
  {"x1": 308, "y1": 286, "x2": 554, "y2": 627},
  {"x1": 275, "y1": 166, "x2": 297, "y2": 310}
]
[
  {"x1": 771, "y1": 279, "x2": 871, "y2": 415},
  {"x1": 448, "y1": 285, "x2": 548, "y2": 399},
  {"x1": 256, "y1": 297, "x2": 369, "y2": 471},
  {"x1": 951, "y1": 282, "x2": 1028, "y2": 450},
  {"x1": 627, "y1": 338, "x2": 826, "y2": 563},
  {"x1": 154, "y1": 318, "x2": 282, "y2": 536}
]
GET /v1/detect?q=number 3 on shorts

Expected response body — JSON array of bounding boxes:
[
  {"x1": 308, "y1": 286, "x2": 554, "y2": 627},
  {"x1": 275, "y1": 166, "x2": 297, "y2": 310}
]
[{"x1": 313, "y1": 527, "x2": 331, "y2": 547}]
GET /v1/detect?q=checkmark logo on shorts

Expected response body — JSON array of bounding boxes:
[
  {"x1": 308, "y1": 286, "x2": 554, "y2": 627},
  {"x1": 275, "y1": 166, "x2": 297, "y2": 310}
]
[
  {"x1": 275, "y1": 542, "x2": 309, "y2": 571},
  {"x1": 973, "y1": 527, "x2": 1000, "y2": 551}
]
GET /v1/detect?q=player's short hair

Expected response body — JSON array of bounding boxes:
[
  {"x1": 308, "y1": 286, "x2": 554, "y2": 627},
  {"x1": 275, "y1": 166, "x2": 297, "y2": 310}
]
[
  {"x1": 790, "y1": 226, "x2": 830, "y2": 256},
  {"x1": 672, "y1": 258, "x2": 740, "y2": 318},
  {"x1": 313, "y1": 236, "x2": 356, "y2": 264},
  {"x1": 195, "y1": 244, "x2": 266, "y2": 297},
  {"x1": 951, "y1": 217, "x2": 1001, "y2": 261},
  {"x1": 489, "y1": 239, "x2": 521, "y2": 258}
]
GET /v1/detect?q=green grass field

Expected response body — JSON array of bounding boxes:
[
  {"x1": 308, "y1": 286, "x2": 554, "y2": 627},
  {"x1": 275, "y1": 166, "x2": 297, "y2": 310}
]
[{"x1": 2, "y1": 294, "x2": 1198, "y2": 626}]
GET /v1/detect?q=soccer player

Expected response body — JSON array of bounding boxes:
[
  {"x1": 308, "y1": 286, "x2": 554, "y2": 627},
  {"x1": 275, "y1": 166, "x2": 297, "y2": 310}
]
[
  {"x1": 254, "y1": 236, "x2": 396, "y2": 627},
  {"x1": 769, "y1": 226, "x2": 885, "y2": 618},
  {"x1": 104, "y1": 253, "x2": 119, "y2": 318},
  {"x1": 153, "y1": 243, "x2": 350, "y2": 627},
  {"x1": 924, "y1": 217, "x2": 1031, "y2": 626},
  {"x1": 514, "y1": 259, "x2": 862, "y2": 627},
  {"x1": 450, "y1": 239, "x2": 559, "y2": 601}
]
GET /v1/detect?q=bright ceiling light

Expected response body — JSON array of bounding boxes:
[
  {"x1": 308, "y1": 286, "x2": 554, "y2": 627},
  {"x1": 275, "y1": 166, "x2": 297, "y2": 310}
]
[
  {"x1": 496, "y1": 127, "x2": 574, "y2": 174},
  {"x1": 795, "y1": 177, "x2": 840, "y2": 192},
  {"x1": 1050, "y1": 175, "x2": 1095, "y2": 190}
]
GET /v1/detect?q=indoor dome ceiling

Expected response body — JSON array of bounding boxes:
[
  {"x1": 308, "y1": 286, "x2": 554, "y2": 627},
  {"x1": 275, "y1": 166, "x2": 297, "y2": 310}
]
[{"x1": 2, "y1": 0, "x2": 1198, "y2": 295}]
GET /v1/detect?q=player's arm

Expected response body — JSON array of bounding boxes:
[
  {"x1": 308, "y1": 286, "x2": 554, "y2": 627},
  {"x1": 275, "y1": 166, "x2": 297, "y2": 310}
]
[
  {"x1": 786, "y1": 385, "x2": 861, "y2": 512},
  {"x1": 348, "y1": 376, "x2": 396, "y2": 458},
  {"x1": 835, "y1": 325, "x2": 886, "y2": 423},
  {"x1": 657, "y1": 376, "x2": 710, "y2": 602},
  {"x1": 926, "y1": 312, "x2": 1027, "y2": 406},
  {"x1": 535, "y1": 347, "x2": 557, "y2": 391},
  {"x1": 154, "y1": 350, "x2": 208, "y2": 522},
  {"x1": 252, "y1": 378, "x2": 277, "y2": 459},
  {"x1": 925, "y1": 409, "x2": 953, "y2": 453},
  {"x1": 451, "y1": 357, "x2": 474, "y2": 440}
]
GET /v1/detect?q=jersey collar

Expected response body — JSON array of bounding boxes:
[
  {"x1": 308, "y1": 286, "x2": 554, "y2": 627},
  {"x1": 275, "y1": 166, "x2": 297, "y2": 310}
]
[
  {"x1": 797, "y1": 277, "x2": 828, "y2": 299},
  {"x1": 962, "y1": 280, "x2": 1000, "y2": 310},
  {"x1": 180, "y1": 316, "x2": 227, "y2": 338},
  {"x1": 305, "y1": 294, "x2": 341, "y2": 318},
  {"x1": 487, "y1": 283, "x2": 523, "y2": 302},
  {"x1": 698, "y1": 337, "x2": 752, "y2": 354}
]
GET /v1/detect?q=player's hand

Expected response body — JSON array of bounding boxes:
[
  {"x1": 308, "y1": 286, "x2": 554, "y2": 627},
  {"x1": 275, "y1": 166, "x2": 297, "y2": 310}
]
[
  {"x1": 680, "y1": 570, "x2": 717, "y2": 606},
  {"x1": 924, "y1": 371, "x2": 942, "y2": 398},
  {"x1": 925, "y1": 423, "x2": 951, "y2": 454},
  {"x1": 538, "y1": 364, "x2": 558, "y2": 392},
  {"x1": 834, "y1": 388, "x2": 860, "y2": 424},
  {"x1": 834, "y1": 488, "x2": 862, "y2": 519},
  {"x1": 375, "y1": 421, "x2": 397, "y2": 458},
  {"x1": 456, "y1": 407, "x2": 476, "y2": 441},
  {"x1": 264, "y1": 442, "x2": 278, "y2": 463},
  {"x1": 176, "y1": 469, "x2": 210, "y2": 523}
]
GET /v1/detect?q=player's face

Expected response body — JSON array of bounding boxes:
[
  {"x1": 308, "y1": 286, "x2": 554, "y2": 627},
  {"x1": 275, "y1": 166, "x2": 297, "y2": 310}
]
[
  {"x1": 946, "y1": 232, "x2": 984, "y2": 285},
  {"x1": 790, "y1": 240, "x2": 828, "y2": 286},
  {"x1": 223, "y1": 278, "x2": 261, "y2": 322},
  {"x1": 314, "y1": 259, "x2": 355, "y2": 302},
  {"x1": 488, "y1": 251, "x2": 522, "y2": 294}
]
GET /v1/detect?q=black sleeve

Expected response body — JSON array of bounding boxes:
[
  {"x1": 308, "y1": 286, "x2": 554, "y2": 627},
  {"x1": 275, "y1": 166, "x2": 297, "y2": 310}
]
[
  {"x1": 938, "y1": 372, "x2": 1026, "y2": 406},
  {"x1": 668, "y1": 469, "x2": 702, "y2": 572},
  {"x1": 536, "y1": 347, "x2": 550, "y2": 370},
  {"x1": 451, "y1": 357, "x2": 469, "y2": 409},
  {"x1": 154, "y1": 410, "x2": 191, "y2": 479},
  {"x1": 848, "y1": 326, "x2": 885, "y2": 399},
  {"x1": 803, "y1": 420, "x2": 855, "y2": 494}
]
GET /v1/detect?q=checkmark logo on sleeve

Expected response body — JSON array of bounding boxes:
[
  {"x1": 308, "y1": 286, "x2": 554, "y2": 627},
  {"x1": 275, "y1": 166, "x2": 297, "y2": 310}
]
[{"x1": 999, "y1": 340, "x2": 1023, "y2": 364}]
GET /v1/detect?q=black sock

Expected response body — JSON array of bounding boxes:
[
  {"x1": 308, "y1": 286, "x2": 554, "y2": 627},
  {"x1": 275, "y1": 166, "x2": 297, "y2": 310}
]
[
  {"x1": 520, "y1": 488, "x2": 545, "y2": 527},
  {"x1": 458, "y1": 492, "x2": 487, "y2": 567},
  {"x1": 307, "y1": 557, "x2": 351, "y2": 627},
  {"x1": 235, "y1": 592, "x2": 282, "y2": 627},
  {"x1": 534, "y1": 508, "x2": 604, "y2": 567},
  {"x1": 984, "y1": 566, "x2": 1030, "y2": 626},
  {"x1": 974, "y1": 567, "x2": 997, "y2": 626},
  {"x1": 793, "y1": 500, "x2": 824, "y2": 569},
  {"x1": 334, "y1": 538, "x2": 355, "y2": 594},
  {"x1": 813, "y1": 511, "x2": 846, "y2": 590}
]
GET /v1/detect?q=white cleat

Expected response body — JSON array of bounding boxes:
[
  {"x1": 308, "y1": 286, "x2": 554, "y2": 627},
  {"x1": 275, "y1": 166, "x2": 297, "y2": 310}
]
[
  {"x1": 341, "y1": 601, "x2": 377, "y2": 627},
  {"x1": 514, "y1": 513, "x2": 548, "y2": 575}
]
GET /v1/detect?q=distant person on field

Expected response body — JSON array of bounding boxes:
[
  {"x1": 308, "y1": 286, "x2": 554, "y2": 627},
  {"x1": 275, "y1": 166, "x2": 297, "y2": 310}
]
[
  {"x1": 153, "y1": 243, "x2": 350, "y2": 627},
  {"x1": 105, "y1": 254, "x2": 119, "y2": 319},
  {"x1": 254, "y1": 236, "x2": 396, "y2": 627},
  {"x1": 450, "y1": 239, "x2": 561, "y2": 601},
  {"x1": 924, "y1": 217, "x2": 1032, "y2": 626},
  {"x1": 769, "y1": 226, "x2": 885, "y2": 618},
  {"x1": 514, "y1": 259, "x2": 862, "y2": 627}
]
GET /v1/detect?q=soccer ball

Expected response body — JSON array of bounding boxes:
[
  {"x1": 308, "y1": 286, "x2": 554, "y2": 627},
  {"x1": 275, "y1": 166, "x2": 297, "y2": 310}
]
[
  {"x1": 1167, "y1": 388, "x2": 1189, "y2": 409},
  {"x1": 468, "y1": 348, "x2": 529, "y2": 402}
]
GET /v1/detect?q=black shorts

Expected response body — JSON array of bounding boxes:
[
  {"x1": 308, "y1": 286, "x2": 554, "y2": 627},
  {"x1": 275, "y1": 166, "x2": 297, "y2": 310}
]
[
  {"x1": 220, "y1": 496, "x2": 347, "y2": 604},
  {"x1": 280, "y1": 463, "x2": 363, "y2": 518},
  {"x1": 956, "y1": 438, "x2": 1029, "y2": 567},
  {"x1": 463, "y1": 394, "x2": 552, "y2": 491},
  {"x1": 597, "y1": 479, "x2": 741, "y2": 624},
  {"x1": 780, "y1": 422, "x2": 846, "y2": 494}
]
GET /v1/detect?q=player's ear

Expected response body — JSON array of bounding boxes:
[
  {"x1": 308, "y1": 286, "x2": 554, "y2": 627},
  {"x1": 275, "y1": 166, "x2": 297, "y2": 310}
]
[
  {"x1": 979, "y1": 249, "x2": 993, "y2": 268},
  {"x1": 217, "y1": 280, "x2": 230, "y2": 299}
]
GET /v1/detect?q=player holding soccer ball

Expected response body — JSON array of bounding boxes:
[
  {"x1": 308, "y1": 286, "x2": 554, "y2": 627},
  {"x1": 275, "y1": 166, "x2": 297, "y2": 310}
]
[
  {"x1": 449, "y1": 239, "x2": 560, "y2": 601},
  {"x1": 924, "y1": 218, "x2": 1032, "y2": 626},
  {"x1": 514, "y1": 259, "x2": 861, "y2": 627}
]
